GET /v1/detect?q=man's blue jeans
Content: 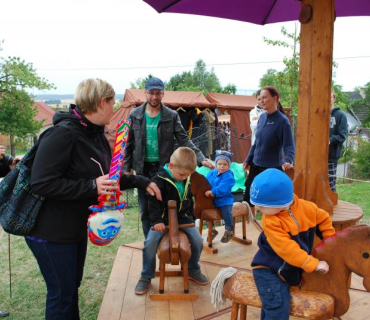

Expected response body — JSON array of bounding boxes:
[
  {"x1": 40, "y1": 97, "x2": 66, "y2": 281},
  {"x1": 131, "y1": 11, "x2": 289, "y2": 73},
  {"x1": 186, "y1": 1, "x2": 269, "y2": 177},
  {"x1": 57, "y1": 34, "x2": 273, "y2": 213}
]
[
  {"x1": 25, "y1": 236, "x2": 87, "y2": 320},
  {"x1": 141, "y1": 226, "x2": 204, "y2": 279},
  {"x1": 253, "y1": 268, "x2": 291, "y2": 320}
]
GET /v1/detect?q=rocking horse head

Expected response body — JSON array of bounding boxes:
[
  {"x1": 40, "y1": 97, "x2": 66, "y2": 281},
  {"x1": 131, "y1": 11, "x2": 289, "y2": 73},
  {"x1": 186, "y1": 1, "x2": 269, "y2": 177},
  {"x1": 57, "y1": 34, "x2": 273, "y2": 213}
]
[
  {"x1": 190, "y1": 171, "x2": 214, "y2": 219},
  {"x1": 302, "y1": 224, "x2": 370, "y2": 317}
]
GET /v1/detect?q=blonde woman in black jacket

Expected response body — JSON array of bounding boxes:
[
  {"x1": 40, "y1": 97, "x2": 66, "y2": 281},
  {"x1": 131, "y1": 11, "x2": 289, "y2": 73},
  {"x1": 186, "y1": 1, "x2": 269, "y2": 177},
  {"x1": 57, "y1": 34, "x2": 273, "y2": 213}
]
[{"x1": 27, "y1": 79, "x2": 161, "y2": 320}]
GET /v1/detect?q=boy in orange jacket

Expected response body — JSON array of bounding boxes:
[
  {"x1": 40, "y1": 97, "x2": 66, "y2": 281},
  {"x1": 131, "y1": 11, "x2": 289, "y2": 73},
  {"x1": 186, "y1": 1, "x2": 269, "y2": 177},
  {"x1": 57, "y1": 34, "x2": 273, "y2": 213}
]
[{"x1": 251, "y1": 168, "x2": 335, "y2": 320}]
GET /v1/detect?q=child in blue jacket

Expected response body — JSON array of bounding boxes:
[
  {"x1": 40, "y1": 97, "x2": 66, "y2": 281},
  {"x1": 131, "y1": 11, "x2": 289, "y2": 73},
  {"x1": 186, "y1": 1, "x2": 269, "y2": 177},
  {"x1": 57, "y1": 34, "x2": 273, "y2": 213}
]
[{"x1": 205, "y1": 150, "x2": 236, "y2": 243}]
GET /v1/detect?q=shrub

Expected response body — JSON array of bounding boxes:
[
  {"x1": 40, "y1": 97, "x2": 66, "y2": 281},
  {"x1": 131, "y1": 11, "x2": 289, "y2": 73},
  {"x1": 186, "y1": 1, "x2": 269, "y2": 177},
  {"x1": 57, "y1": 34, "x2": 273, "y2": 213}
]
[{"x1": 352, "y1": 137, "x2": 370, "y2": 179}]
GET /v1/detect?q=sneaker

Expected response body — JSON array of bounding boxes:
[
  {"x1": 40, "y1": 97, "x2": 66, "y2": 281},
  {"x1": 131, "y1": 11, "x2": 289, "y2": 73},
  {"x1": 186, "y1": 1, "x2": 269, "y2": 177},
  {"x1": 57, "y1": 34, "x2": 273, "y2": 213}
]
[
  {"x1": 221, "y1": 231, "x2": 234, "y2": 243},
  {"x1": 189, "y1": 269, "x2": 209, "y2": 285},
  {"x1": 135, "y1": 277, "x2": 151, "y2": 295}
]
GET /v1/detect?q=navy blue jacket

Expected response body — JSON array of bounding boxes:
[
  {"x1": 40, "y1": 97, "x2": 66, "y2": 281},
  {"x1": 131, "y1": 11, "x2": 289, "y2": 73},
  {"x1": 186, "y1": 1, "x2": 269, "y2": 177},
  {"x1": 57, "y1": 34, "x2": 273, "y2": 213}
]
[
  {"x1": 245, "y1": 110, "x2": 295, "y2": 167},
  {"x1": 329, "y1": 107, "x2": 348, "y2": 163}
]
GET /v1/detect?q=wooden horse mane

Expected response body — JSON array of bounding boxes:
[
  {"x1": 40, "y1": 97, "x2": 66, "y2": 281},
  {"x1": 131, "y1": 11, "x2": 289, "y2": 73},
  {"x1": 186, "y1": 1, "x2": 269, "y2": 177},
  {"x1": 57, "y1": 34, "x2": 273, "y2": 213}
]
[
  {"x1": 190, "y1": 171, "x2": 215, "y2": 219},
  {"x1": 302, "y1": 224, "x2": 370, "y2": 317}
]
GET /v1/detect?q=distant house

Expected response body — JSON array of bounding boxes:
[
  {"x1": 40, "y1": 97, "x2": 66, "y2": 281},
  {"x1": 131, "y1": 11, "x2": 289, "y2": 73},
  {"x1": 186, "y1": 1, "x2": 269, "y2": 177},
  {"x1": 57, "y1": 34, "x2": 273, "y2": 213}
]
[
  {"x1": 344, "y1": 91, "x2": 370, "y2": 126},
  {"x1": 34, "y1": 101, "x2": 55, "y2": 134}
]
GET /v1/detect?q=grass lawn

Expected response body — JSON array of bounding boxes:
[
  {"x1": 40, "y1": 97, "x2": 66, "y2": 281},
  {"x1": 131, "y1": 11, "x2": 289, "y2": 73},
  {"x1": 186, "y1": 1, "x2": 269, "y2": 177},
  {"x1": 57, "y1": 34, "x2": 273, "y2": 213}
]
[
  {"x1": 0, "y1": 206, "x2": 144, "y2": 320},
  {"x1": 337, "y1": 181, "x2": 370, "y2": 219},
  {"x1": 0, "y1": 182, "x2": 369, "y2": 319}
]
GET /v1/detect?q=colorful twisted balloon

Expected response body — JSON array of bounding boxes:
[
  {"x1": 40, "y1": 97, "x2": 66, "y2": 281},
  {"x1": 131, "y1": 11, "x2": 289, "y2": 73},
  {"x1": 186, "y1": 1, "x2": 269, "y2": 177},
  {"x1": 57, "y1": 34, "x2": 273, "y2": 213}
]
[{"x1": 88, "y1": 119, "x2": 131, "y2": 246}]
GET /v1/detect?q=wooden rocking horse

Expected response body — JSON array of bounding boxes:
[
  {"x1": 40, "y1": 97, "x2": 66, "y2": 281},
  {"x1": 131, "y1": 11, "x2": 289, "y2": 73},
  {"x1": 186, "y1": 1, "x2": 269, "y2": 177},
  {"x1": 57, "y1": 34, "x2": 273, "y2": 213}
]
[
  {"x1": 191, "y1": 171, "x2": 252, "y2": 254},
  {"x1": 222, "y1": 224, "x2": 370, "y2": 319},
  {"x1": 150, "y1": 200, "x2": 198, "y2": 301}
]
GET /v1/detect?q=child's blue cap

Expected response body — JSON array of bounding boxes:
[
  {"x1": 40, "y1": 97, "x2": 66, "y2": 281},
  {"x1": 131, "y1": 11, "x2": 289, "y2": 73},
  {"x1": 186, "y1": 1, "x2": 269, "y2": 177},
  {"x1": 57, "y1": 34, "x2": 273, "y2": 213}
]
[{"x1": 250, "y1": 168, "x2": 294, "y2": 208}]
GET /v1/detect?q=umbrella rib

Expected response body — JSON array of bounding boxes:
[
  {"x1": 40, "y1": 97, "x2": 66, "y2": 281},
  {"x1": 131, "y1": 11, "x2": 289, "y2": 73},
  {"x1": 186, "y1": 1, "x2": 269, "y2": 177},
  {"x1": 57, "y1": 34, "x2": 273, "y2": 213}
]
[
  {"x1": 262, "y1": 0, "x2": 278, "y2": 25},
  {"x1": 161, "y1": 0, "x2": 181, "y2": 13}
]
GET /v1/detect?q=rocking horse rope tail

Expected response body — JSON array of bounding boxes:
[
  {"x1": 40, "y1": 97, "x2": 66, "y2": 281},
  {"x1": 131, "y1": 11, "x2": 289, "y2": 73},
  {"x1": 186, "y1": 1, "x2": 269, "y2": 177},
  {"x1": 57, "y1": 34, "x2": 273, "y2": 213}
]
[{"x1": 210, "y1": 267, "x2": 237, "y2": 311}]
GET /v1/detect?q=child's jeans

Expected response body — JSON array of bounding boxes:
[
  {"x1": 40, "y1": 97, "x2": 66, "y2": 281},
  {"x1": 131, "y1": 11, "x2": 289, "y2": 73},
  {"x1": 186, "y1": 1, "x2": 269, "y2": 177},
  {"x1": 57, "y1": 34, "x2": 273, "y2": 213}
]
[
  {"x1": 253, "y1": 268, "x2": 291, "y2": 320},
  {"x1": 141, "y1": 226, "x2": 204, "y2": 279},
  {"x1": 218, "y1": 205, "x2": 233, "y2": 232}
]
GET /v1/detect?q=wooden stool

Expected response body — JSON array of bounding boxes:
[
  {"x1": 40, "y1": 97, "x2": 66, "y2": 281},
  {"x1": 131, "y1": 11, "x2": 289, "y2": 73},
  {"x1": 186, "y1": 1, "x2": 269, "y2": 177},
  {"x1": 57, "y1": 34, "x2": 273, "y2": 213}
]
[
  {"x1": 150, "y1": 200, "x2": 198, "y2": 301},
  {"x1": 223, "y1": 271, "x2": 334, "y2": 320}
]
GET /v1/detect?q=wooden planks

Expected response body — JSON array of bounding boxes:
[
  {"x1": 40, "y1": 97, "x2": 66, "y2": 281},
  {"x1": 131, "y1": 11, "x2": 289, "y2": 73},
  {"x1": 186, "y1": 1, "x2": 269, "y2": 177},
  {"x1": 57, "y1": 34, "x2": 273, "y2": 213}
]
[{"x1": 99, "y1": 221, "x2": 370, "y2": 319}]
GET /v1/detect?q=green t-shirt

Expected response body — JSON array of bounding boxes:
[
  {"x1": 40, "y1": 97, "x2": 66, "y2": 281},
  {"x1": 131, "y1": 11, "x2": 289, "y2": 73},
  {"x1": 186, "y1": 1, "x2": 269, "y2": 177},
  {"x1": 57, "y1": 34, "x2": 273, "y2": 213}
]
[
  {"x1": 145, "y1": 112, "x2": 161, "y2": 162},
  {"x1": 164, "y1": 164, "x2": 185, "y2": 200}
]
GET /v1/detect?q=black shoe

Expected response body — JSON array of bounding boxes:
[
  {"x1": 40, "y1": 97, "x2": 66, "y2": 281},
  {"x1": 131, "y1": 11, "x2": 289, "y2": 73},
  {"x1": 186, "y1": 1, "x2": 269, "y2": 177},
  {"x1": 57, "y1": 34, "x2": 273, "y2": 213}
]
[
  {"x1": 0, "y1": 311, "x2": 9, "y2": 318},
  {"x1": 135, "y1": 277, "x2": 151, "y2": 295},
  {"x1": 189, "y1": 269, "x2": 208, "y2": 285}
]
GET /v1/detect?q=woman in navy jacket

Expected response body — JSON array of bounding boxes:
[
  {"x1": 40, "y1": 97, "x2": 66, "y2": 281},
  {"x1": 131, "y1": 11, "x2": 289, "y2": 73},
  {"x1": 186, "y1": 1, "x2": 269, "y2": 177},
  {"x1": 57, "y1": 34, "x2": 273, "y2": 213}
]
[{"x1": 243, "y1": 86, "x2": 295, "y2": 216}]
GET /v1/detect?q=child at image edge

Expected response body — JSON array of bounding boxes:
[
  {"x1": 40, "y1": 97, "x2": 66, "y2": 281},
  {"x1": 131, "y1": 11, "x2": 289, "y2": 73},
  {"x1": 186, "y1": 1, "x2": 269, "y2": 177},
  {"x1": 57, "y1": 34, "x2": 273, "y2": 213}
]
[
  {"x1": 251, "y1": 168, "x2": 335, "y2": 319},
  {"x1": 205, "y1": 150, "x2": 236, "y2": 243},
  {"x1": 135, "y1": 147, "x2": 208, "y2": 295}
]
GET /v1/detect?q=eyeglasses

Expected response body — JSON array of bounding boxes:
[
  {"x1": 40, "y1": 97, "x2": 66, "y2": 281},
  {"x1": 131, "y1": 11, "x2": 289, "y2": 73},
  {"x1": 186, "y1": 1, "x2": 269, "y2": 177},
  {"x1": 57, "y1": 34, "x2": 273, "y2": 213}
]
[{"x1": 146, "y1": 91, "x2": 164, "y2": 97}]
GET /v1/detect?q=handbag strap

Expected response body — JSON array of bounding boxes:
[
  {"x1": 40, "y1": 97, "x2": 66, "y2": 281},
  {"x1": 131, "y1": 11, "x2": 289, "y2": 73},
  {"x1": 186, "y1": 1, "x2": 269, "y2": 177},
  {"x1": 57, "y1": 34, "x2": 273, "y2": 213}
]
[{"x1": 22, "y1": 127, "x2": 53, "y2": 168}]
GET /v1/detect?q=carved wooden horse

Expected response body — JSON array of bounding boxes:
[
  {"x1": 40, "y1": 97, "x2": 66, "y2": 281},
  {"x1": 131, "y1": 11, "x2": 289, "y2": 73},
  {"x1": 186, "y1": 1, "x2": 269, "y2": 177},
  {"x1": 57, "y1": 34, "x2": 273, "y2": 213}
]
[
  {"x1": 223, "y1": 224, "x2": 370, "y2": 319},
  {"x1": 150, "y1": 200, "x2": 198, "y2": 300},
  {"x1": 191, "y1": 171, "x2": 252, "y2": 254}
]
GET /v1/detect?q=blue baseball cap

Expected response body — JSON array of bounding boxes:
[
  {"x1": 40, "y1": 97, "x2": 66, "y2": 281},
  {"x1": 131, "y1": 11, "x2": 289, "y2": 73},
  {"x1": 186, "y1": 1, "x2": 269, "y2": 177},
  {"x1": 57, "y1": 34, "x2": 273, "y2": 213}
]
[
  {"x1": 250, "y1": 168, "x2": 294, "y2": 208},
  {"x1": 145, "y1": 77, "x2": 164, "y2": 91}
]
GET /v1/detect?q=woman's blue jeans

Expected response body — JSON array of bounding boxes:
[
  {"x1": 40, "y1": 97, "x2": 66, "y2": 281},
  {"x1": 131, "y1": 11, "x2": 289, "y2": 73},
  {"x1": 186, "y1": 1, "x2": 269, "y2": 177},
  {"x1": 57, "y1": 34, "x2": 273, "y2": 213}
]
[
  {"x1": 25, "y1": 236, "x2": 87, "y2": 320},
  {"x1": 253, "y1": 268, "x2": 291, "y2": 320}
]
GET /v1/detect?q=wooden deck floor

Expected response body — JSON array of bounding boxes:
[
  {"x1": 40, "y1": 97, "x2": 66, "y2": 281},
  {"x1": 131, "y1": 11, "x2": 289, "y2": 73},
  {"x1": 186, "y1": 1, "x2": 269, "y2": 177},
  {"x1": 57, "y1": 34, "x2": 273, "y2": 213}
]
[{"x1": 98, "y1": 220, "x2": 370, "y2": 320}]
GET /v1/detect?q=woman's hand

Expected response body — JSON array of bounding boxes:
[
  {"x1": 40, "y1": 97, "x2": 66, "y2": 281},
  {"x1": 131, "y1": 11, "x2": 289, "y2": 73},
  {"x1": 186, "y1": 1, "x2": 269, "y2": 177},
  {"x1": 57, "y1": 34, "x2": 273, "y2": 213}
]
[
  {"x1": 281, "y1": 162, "x2": 293, "y2": 171},
  {"x1": 146, "y1": 182, "x2": 162, "y2": 201},
  {"x1": 205, "y1": 190, "x2": 214, "y2": 197},
  {"x1": 202, "y1": 160, "x2": 215, "y2": 170},
  {"x1": 243, "y1": 162, "x2": 250, "y2": 171},
  {"x1": 96, "y1": 174, "x2": 119, "y2": 195}
]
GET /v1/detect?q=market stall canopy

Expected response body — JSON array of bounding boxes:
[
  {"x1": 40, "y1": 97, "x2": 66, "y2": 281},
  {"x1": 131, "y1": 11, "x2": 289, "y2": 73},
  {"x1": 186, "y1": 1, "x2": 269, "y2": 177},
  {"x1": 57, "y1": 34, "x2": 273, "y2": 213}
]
[
  {"x1": 206, "y1": 92, "x2": 257, "y2": 111},
  {"x1": 106, "y1": 88, "x2": 216, "y2": 149},
  {"x1": 123, "y1": 88, "x2": 215, "y2": 109},
  {"x1": 143, "y1": 0, "x2": 370, "y2": 25}
]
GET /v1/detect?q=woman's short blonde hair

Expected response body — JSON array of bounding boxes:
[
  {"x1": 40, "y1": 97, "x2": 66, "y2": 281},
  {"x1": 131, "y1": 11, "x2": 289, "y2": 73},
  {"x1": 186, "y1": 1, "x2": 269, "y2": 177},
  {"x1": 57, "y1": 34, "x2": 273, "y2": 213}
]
[
  {"x1": 170, "y1": 147, "x2": 197, "y2": 172},
  {"x1": 75, "y1": 78, "x2": 115, "y2": 114}
]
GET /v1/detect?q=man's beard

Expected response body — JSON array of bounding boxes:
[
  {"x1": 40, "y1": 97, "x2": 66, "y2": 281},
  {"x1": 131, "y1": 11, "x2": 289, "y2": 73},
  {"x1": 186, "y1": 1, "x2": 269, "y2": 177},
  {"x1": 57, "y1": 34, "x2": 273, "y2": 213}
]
[{"x1": 149, "y1": 102, "x2": 160, "y2": 108}]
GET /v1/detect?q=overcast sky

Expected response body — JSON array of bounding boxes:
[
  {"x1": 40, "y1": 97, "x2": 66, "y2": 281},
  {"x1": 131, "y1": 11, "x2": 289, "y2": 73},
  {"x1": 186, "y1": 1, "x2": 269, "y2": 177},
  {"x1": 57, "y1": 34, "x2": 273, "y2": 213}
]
[{"x1": 1, "y1": 0, "x2": 369, "y2": 95}]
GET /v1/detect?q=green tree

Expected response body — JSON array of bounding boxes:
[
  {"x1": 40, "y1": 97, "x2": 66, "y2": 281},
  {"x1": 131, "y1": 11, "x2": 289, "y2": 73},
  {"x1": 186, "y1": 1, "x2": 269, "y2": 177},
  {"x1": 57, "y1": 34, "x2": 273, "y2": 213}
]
[
  {"x1": 167, "y1": 59, "x2": 235, "y2": 94},
  {"x1": 351, "y1": 137, "x2": 370, "y2": 179},
  {"x1": 129, "y1": 74, "x2": 153, "y2": 89},
  {"x1": 259, "y1": 25, "x2": 342, "y2": 114},
  {"x1": 260, "y1": 25, "x2": 300, "y2": 112},
  {"x1": 0, "y1": 41, "x2": 55, "y2": 155},
  {"x1": 0, "y1": 89, "x2": 44, "y2": 155}
]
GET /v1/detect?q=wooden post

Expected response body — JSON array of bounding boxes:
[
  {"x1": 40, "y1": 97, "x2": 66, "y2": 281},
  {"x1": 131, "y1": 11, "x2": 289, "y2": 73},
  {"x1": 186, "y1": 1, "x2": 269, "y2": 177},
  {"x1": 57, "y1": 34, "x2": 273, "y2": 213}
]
[{"x1": 294, "y1": 0, "x2": 338, "y2": 214}]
